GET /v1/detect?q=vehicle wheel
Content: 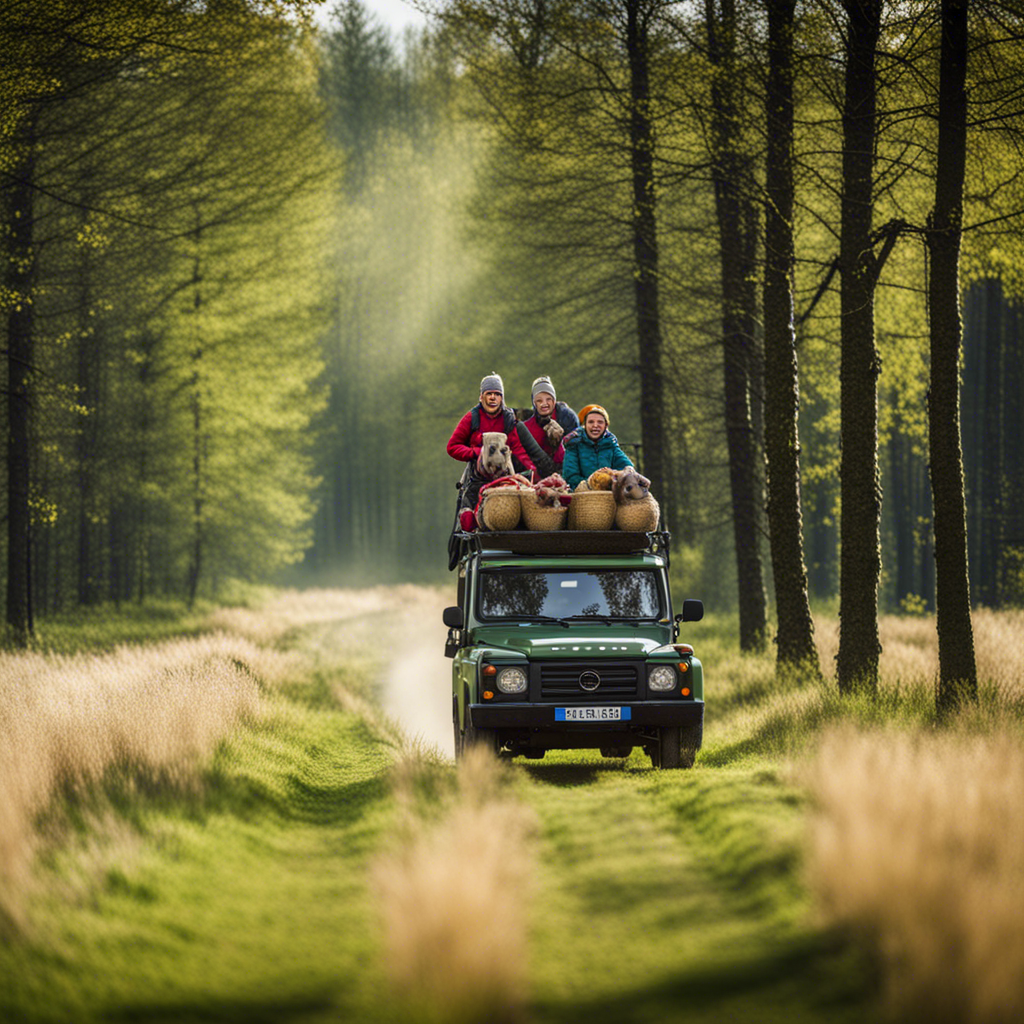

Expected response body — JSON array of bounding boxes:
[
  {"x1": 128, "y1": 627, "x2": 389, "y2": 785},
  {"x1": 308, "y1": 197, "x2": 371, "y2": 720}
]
[
  {"x1": 679, "y1": 722, "x2": 702, "y2": 769},
  {"x1": 463, "y1": 715, "x2": 499, "y2": 755},
  {"x1": 655, "y1": 727, "x2": 681, "y2": 770},
  {"x1": 453, "y1": 699, "x2": 464, "y2": 761}
]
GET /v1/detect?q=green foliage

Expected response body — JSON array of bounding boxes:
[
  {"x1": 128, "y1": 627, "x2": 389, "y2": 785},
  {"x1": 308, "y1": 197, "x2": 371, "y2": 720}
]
[
  {"x1": 898, "y1": 593, "x2": 929, "y2": 616},
  {"x1": 9, "y1": 0, "x2": 1024, "y2": 624},
  {"x1": 1, "y1": 3, "x2": 339, "y2": 617}
]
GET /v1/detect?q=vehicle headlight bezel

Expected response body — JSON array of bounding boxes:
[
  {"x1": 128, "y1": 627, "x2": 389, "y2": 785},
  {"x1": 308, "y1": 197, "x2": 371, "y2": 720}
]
[
  {"x1": 648, "y1": 664, "x2": 677, "y2": 692},
  {"x1": 495, "y1": 666, "x2": 528, "y2": 694}
]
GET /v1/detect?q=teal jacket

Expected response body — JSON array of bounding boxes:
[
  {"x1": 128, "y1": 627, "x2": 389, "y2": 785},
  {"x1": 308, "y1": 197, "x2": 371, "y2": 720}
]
[{"x1": 562, "y1": 429, "x2": 633, "y2": 489}]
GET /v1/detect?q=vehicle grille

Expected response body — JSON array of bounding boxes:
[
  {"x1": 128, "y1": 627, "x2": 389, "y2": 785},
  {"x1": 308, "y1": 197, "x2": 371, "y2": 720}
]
[{"x1": 536, "y1": 660, "x2": 641, "y2": 701}]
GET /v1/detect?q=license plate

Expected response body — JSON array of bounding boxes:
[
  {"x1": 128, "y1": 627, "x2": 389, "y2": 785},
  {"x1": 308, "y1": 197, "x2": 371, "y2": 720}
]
[{"x1": 555, "y1": 706, "x2": 631, "y2": 722}]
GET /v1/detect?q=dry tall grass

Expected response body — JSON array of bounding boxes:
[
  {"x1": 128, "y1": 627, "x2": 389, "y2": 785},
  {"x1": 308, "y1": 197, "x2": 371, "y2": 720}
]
[
  {"x1": 373, "y1": 747, "x2": 537, "y2": 1024},
  {"x1": 813, "y1": 608, "x2": 1024, "y2": 697},
  {"x1": 807, "y1": 728, "x2": 1024, "y2": 1023},
  {"x1": 0, "y1": 633, "x2": 263, "y2": 932},
  {"x1": 206, "y1": 585, "x2": 433, "y2": 647}
]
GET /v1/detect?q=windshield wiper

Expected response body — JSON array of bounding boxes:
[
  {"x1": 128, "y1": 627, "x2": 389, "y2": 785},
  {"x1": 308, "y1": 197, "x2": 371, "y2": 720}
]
[
  {"x1": 518, "y1": 615, "x2": 572, "y2": 628},
  {"x1": 557, "y1": 614, "x2": 659, "y2": 622}
]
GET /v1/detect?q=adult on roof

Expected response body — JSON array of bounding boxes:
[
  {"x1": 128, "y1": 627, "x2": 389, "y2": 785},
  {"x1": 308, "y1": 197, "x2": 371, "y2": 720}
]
[
  {"x1": 514, "y1": 375, "x2": 579, "y2": 478},
  {"x1": 447, "y1": 372, "x2": 536, "y2": 476},
  {"x1": 561, "y1": 403, "x2": 633, "y2": 490}
]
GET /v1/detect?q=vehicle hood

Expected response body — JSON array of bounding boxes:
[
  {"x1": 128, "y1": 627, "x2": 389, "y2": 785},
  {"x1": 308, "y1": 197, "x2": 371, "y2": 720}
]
[{"x1": 472, "y1": 629, "x2": 670, "y2": 659}]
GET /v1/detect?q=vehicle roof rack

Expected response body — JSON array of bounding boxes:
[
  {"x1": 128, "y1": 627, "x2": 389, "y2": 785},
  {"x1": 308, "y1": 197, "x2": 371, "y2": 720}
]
[{"x1": 453, "y1": 529, "x2": 672, "y2": 563}]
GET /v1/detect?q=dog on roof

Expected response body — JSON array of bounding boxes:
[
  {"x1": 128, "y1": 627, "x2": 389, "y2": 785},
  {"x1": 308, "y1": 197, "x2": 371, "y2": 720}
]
[
  {"x1": 457, "y1": 432, "x2": 516, "y2": 529},
  {"x1": 612, "y1": 468, "x2": 651, "y2": 503},
  {"x1": 477, "y1": 432, "x2": 514, "y2": 480}
]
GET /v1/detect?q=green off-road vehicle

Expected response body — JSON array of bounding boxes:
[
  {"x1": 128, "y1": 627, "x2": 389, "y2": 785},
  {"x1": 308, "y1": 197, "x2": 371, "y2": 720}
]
[{"x1": 444, "y1": 530, "x2": 704, "y2": 769}]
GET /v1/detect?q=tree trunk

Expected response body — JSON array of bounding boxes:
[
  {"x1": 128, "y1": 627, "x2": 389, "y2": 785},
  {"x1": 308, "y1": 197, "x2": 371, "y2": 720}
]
[
  {"x1": 1001, "y1": 299, "x2": 1023, "y2": 604},
  {"x1": 4, "y1": 127, "x2": 37, "y2": 647},
  {"x1": 625, "y1": 0, "x2": 670, "y2": 534},
  {"x1": 962, "y1": 278, "x2": 1008, "y2": 608},
  {"x1": 960, "y1": 280, "x2": 983, "y2": 598},
  {"x1": 706, "y1": 0, "x2": 767, "y2": 652},
  {"x1": 763, "y1": 0, "x2": 818, "y2": 671},
  {"x1": 978, "y1": 279, "x2": 1002, "y2": 605},
  {"x1": 186, "y1": 231, "x2": 203, "y2": 609},
  {"x1": 889, "y1": 408, "x2": 916, "y2": 608},
  {"x1": 836, "y1": 0, "x2": 882, "y2": 694},
  {"x1": 928, "y1": 0, "x2": 977, "y2": 713},
  {"x1": 75, "y1": 231, "x2": 101, "y2": 607}
]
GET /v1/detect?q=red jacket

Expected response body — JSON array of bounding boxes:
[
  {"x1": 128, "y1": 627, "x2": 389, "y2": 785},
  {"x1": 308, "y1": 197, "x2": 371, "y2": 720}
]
[{"x1": 447, "y1": 404, "x2": 535, "y2": 472}]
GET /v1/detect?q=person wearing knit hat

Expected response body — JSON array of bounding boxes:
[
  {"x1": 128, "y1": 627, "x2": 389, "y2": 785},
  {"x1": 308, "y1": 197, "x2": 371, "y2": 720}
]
[
  {"x1": 577, "y1": 403, "x2": 609, "y2": 428},
  {"x1": 447, "y1": 373, "x2": 536, "y2": 528},
  {"x1": 561, "y1": 403, "x2": 633, "y2": 490},
  {"x1": 531, "y1": 376, "x2": 555, "y2": 402},
  {"x1": 516, "y1": 375, "x2": 580, "y2": 477},
  {"x1": 480, "y1": 372, "x2": 504, "y2": 396}
]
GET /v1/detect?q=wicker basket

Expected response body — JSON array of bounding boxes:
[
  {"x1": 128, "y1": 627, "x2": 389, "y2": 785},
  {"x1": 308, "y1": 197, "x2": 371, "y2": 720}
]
[
  {"x1": 521, "y1": 490, "x2": 568, "y2": 531},
  {"x1": 615, "y1": 495, "x2": 660, "y2": 532},
  {"x1": 479, "y1": 487, "x2": 522, "y2": 531},
  {"x1": 568, "y1": 489, "x2": 616, "y2": 531}
]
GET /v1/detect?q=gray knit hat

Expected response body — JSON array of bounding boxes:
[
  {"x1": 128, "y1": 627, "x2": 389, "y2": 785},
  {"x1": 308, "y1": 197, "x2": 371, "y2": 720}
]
[
  {"x1": 531, "y1": 376, "x2": 556, "y2": 402},
  {"x1": 479, "y1": 372, "x2": 504, "y2": 395}
]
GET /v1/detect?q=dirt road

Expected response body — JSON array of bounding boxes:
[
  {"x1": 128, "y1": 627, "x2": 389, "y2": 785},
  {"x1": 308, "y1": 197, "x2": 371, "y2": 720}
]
[{"x1": 379, "y1": 586, "x2": 455, "y2": 758}]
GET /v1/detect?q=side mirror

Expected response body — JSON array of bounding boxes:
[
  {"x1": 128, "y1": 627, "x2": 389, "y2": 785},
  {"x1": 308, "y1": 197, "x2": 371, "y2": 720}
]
[
  {"x1": 675, "y1": 599, "x2": 704, "y2": 623},
  {"x1": 443, "y1": 606, "x2": 464, "y2": 629}
]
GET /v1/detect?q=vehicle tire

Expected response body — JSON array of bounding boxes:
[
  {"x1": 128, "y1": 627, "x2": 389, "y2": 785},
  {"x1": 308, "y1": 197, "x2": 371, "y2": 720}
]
[
  {"x1": 679, "y1": 721, "x2": 702, "y2": 769},
  {"x1": 453, "y1": 698, "x2": 464, "y2": 761},
  {"x1": 463, "y1": 714, "x2": 499, "y2": 755},
  {"x1": 656, "y1": 727, "x2": 681, "y2": 770}
]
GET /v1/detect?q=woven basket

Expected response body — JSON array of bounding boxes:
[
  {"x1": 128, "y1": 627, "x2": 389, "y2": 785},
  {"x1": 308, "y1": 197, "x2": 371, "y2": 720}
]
[
  {"x1": 568, "y1": 489, "x2": 616, "y2": 531},
  {"x1": 521, "y1": 490, "x2": 568, "y2": 531},
  {"x1": 614, "y1": 495, "x2": 660, "y2": 532},
  {"x1": 479, "y1": 487, "x2": 522, "y2": 531}
]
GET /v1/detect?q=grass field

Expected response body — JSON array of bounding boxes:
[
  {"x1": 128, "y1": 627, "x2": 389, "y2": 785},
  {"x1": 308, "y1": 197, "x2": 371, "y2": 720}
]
[{"x1": 1, "y1": 589, "x2": 1022, "y2": 1023}]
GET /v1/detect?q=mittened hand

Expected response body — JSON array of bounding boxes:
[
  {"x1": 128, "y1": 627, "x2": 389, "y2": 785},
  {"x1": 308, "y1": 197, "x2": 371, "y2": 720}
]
[{"x1": 544, "y1": 419, "x2": 564, "y2": 445}]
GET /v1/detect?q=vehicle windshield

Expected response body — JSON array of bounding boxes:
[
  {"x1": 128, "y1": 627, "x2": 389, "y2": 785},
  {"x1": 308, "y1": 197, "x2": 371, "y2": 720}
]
[{"x1": 478, "y1": 569, "x2": 664, "y2": 621}]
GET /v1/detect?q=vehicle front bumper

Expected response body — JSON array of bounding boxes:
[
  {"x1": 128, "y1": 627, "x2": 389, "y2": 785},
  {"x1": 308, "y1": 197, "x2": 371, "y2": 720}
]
[{"x1": 469, "y1": 700, "x2": 704, "y2": 729}]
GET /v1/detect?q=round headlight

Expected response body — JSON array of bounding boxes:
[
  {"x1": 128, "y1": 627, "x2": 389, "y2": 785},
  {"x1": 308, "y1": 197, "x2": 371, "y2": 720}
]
[
  {"x1": 648, "y1": 665, "x2": 677, "y2": 691},
  {"x1": 496, "y1": 666, "x2": 528, "y2": 694}
]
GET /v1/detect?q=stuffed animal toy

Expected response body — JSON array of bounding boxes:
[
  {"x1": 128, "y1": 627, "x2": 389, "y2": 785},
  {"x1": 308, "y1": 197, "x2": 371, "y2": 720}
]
[
  {"x1": 587, "y1": 468, "x2": 615, "y2": 491},
  {"x1": 612, "y1": 468, "x2": 651, "y2": 503},
  {"x1": 477, "y1": 432, "x2": 514, "y2": 479}
]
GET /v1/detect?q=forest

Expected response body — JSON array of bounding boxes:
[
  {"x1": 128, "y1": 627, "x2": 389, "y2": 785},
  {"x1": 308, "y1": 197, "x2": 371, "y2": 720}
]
[{"x1": 2, "y1": 0, "x2": 1023, "y2": 689}]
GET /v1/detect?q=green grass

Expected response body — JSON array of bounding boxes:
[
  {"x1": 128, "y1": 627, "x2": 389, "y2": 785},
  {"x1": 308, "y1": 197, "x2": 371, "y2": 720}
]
[
  {"x1": 12, "y1": 577, "x2": 286, "y2": 655},
  {"x1": 9, "y1": 592, "x2": 1023, "y2": 1024},
  {"x1": 0, "y1": 696, "x2": 399, "y2": 1023},
  {"x1": 19, "y1": 598, "x2": 216, "y2": 655},
  {"x1": 512, "y1": 749, "x2": 875, "y2": 1024}
]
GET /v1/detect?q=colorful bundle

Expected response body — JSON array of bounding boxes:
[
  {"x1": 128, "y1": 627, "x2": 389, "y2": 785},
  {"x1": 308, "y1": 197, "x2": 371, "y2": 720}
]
[{"x1": 532, "y1": 473, "x2": 572, "y2": 508}]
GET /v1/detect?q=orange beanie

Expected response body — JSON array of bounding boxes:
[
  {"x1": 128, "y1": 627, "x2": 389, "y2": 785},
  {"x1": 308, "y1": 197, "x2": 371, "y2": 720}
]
[{"x1": 578, "y1": 404, "x2": 609, "y2": 427}]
